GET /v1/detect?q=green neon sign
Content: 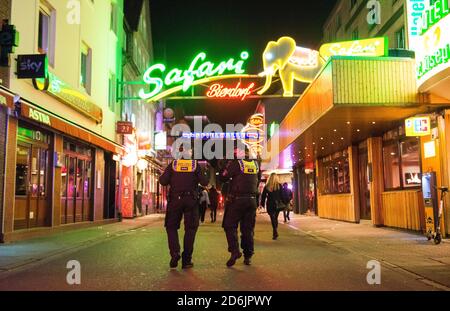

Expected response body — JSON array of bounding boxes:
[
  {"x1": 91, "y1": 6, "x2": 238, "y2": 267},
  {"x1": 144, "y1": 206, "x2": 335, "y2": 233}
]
[
  {"x1": 421, "y1": 0, "x2": 449, "y2": 35},
  {"x1": 139, "y1": 51, "x2": 250, "y2": 101},
  {"x1": 417, "y1": 43, "x2": 450, "y2": 79}
]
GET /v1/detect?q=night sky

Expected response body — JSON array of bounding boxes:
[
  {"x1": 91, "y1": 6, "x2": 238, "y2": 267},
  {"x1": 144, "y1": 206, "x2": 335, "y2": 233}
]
[{"x1": 149, "y1": 0, "x2": 338, "y2": 125}]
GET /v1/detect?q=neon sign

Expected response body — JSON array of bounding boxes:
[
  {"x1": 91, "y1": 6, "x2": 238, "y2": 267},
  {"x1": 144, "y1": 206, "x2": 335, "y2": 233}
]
[
  {"x1": 241, "y1": 113, "x2": 265, "y2": 156},
  {"x1": 420, "y1": 0, "x2": 449, "y2": 35},
  {"x1": 319, "y1": 37, "x2": 388, "y2": 60},
  {"x1": 258, "y1": 37, "x2": 323, "y2": 97},
  {"x1": 407, "y1": 0, "x2": 450, "y2": 85},
  {"x1": 206, "y1": 82, "x2": 255, "y2": 101},
  {"x1": 139, "y1": 51, "x2": 250, "y2": 101}
]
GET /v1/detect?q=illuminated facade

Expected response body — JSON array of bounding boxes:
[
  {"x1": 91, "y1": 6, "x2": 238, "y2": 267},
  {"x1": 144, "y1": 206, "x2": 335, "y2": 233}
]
[
  {"x1": 121, "y1": 0, "x2": 161, "y2": 218},
  {"x1": 0, "y1": 0, "x2": 124, "y2": 242},
  {"x1": 269, "y1": 0, "x2": 450, "y2": 239}
]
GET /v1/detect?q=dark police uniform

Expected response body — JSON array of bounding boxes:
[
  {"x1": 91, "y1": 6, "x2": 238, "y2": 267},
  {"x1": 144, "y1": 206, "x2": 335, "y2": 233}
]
[
  {"x1": 159, "y1": 159, "x2": 209, "y2": 268},
  {"x1": 220, "y1": 159, "x2": 261, "y2": 266}
]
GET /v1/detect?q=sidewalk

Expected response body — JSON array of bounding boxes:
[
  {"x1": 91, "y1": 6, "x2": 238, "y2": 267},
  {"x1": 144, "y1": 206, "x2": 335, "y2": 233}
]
[
  {"x1": 0, "y1": 214, "x2": 165, "y2": 274},
  {"x1": 284, "y1": 214, "x2": 450, "y2": 289}
]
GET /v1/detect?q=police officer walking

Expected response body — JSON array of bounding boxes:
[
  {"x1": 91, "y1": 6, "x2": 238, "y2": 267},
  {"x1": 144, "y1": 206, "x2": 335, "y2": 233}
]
[
  {"x1": 159, "y1": 149, "x2": 209, "y2": 269},
  {"x1": 220, "y1": 148, "x2": 261, "y2": 267}
]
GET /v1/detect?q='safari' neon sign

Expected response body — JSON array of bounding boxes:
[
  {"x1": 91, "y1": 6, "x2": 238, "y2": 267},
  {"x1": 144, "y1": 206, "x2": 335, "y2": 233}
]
[
  {"x1": 206, "y1": 82, "x2": 255, "y2": 101},
  {"x1": 139, "y1": 51, "x2": 250, "y2": 102}
]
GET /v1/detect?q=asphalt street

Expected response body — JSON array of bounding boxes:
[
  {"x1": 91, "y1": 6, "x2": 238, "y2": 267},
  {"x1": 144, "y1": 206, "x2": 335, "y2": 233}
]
[{"x1": 0, "y1": 213, "x2": 446, "y2": 291}]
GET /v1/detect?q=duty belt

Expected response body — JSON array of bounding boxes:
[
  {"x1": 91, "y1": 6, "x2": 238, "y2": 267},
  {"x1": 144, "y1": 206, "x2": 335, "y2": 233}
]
[
  {"x1": 170, "y1": 191, "x2": 196, "y2": 198},
  {"x1": 230, "y1": 194, "x2": 257, "y2": 200}
]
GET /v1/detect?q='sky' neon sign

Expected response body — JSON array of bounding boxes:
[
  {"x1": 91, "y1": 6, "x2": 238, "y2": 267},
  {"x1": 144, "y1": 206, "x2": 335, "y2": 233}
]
[
  {"x1": 206, "y1": 82, "x2": 255, "y2": 101},
  {"x1": 139, "y1": 51, "x2": 250, "y2": 102}
]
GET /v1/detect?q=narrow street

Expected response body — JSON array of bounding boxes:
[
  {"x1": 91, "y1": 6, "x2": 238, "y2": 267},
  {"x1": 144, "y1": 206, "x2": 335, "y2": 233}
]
[{"x1": 0, "y1": 214, "x2": 448, "y2": 291}]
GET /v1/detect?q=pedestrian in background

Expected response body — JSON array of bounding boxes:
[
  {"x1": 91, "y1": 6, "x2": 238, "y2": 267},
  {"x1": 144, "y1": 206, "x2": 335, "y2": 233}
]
[
  {"x1": 159, "y1": 148, "x2": 209, "y2": 270},
  {"x1": 261, "y1": 173, "x2": 283, "y2": 240},
  {"x1": 199, "y1": 186, "x2": 210, "y2": 223},
  {"x1": 282, "y1": 183, "x2": 293, "y2": 223},
  {"x1": 209, "y1": 185, "x2": 219, "y2": 223}
]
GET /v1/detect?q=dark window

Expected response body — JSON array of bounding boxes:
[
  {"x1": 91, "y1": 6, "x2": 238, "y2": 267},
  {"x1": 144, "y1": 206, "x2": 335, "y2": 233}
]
[
  {"x1": 319, "y1": 150, "x2": 350, "y2": 195},
  {"x1": 395, "y1": 27, "x2": 406, "y2": 49},
  {"x1": 383, "y1": 127, "x2": 422, "y2": 191}
]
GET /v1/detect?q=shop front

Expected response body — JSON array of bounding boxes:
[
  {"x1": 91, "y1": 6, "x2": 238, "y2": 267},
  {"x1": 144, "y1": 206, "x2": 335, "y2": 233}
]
[
  {"x1": 1, "y1": 98, "x2": 123, "y2": 242},
  {"x1": 270, "y1": 55, "x2": 450, "y2": 235}
]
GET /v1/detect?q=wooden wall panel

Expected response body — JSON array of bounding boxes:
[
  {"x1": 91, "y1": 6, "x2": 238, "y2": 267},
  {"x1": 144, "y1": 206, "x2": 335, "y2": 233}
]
[
  {"x1": 318, "y1": 194, "x2": 357, "y2": 222},
  {"x1": 333, "y1": 57, "x2": 417, "y2": 106},
  {"x1": 382, "y1": 191, "x2": 424, "y2": 231}
]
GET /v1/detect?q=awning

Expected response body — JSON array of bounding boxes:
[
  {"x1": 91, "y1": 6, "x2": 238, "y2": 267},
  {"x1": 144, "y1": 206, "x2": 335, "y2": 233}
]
[
  {"x1": 269, "y1": 56, "x2": 450, "y2": 167},
  {"x1": 19, "y1": 99, "x2": 124, "y2": 155}
]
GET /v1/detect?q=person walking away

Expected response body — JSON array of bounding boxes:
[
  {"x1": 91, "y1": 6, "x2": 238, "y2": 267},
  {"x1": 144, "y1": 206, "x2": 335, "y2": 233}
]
[
  {"x1": 261, "y1": 173, "x2": 283, "y2": 240},
  {"x1": 199, "y1": 187, "x2": 210, "y2": 223},
  {"x1": 220, "y1": 149, "x2": 261, "y2": 267},
  {"x1": 281, "y1": 183, "x2": 293, "y2": 223},
  {"x1": 209, "y1": 185, "x2": 219, "y2": 223},
  {"x1": 159, "y1": 154, "x2": 209, "y2": 269}
]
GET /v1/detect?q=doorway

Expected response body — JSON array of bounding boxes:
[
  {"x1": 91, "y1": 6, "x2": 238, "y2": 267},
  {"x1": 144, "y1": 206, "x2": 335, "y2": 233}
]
[
  {"x1": 358, "y1": 145, "x2": 372, "y2": 220},
  {"x1": 103, "y1": 152, "x2": 117, "y2": 219},
  {"x1": 61, "y1": 141, "x2": 93, "y2": 224},
  {"x1": 14, "y1": 126, "x2": 51, "y2": 230},
  {"x1": 298, "y1": 167, "x2": 317, "y2": 215}
]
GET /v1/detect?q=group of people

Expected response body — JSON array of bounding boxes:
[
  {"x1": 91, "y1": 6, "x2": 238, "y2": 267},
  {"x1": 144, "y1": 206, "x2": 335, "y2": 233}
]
[{"x1": 158, "y1": 147, "x2": 293, "y2": 270}]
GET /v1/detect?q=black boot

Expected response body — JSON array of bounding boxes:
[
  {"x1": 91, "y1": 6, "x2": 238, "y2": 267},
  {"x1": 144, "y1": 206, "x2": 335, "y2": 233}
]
[
  {"x1": 244, "y1": 256, "x2": 252, "y2": 266},
  {"x1": 273, "y1": 230, "x2": 279, "y2": 240},
  {"x1": 170, "y1": 255, "x2": 181, "y2": 269},
  {"x1": 182, "y1": 260, "x2": 194, "y2": 269},
  {"x1": 226, "y1": 252, "x2": 242, "y2": 267}
]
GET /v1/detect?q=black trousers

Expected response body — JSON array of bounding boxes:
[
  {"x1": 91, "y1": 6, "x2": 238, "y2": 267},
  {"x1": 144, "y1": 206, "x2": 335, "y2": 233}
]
[
  {"x1": 200, "y1": 202, "x2": 207, "y2": 223},
  {"x1": 283, "y1": 210, "x2": 291, "y2": 222},
  {"x1": 165, "y1": 196, "x2": 199, "y2": 262},
  {"x1": 269, "y1": 210, "x2": 280, "y2": 233},
  {"x1": 222, "y1": 197, "x2": 257, "y2": 258},
  {"x1": 210, "y1": 206, "x2": 217, "y2": 222}
]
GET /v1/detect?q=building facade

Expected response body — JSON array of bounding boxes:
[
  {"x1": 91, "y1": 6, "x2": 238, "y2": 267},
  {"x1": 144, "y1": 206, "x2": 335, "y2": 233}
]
[
  {"x1": 271, "y1": 0, "x2": 450, "y2": 239},
  {"x1": 0, "y1": 0, "x2": 125, "y2": 242},
  {"x1": 323, "y1": 0, "x2": 407, "y2": 49},
  {"x1": 120, "y1": 0, "x2": 161, "y2": 218}
]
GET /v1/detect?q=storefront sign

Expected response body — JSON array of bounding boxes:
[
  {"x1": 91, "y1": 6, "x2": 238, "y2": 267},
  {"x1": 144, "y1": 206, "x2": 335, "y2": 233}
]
[
  {"x1": 0, "y1": 94, "x2": 7, "y2": 106},
  {"x1": 420, "y1": 0, "x2": 449, "y2": 35},
  {"x1": 33, "y1": 72, "x2": 103, "y2": 122},
  {"x1": 16, "y1": 54, "x2": 48, "y2": 79},
  {"x1": 116, "y1": 121, "x2": 133, "y2": 134},
  {"x1": 319, "y1": 37, "x2": 389, "y2": 60},
  {"x1": 405, "y1": 116, "x2": 431, "y2": 136},
  {"x1": 407, "y1": 0, "x2": 450, "y2": 85},
  {"x1": 0, "y1": 89, "x2": 13, "y2": 108},
  {"x1": 27, "y1": 107, "x2": 51, "y2": 126},
  {"x1": 206, "y1": 82, "x2": 255, "y2": 101},
  {"x1": 139, "y1": 51, "x2": 250, "y2": 101}
]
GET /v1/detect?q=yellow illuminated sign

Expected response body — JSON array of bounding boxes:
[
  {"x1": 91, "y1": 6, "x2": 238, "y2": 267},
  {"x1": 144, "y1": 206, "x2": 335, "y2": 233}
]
[
  {"x1": 319, "y1": 37, "x2": 389, "y2": 60},
  {"x1": 405, "y1": 117, "x2": 431, "y2": 137},
  {"x1": 258, "y1": 37, "x2": 323, "y2": 97}
]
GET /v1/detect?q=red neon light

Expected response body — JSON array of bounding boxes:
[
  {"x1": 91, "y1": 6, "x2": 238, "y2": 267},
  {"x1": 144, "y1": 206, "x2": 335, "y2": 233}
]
[{"x1": 206, "y1": 82, "x2": 255, "y2": 101}]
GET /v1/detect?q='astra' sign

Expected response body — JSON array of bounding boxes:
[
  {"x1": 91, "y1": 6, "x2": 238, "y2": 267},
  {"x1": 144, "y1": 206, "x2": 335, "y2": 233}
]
[
  {"x1": 17, "y1": 54, "x2": 48, "y2": 79},
  {"x1": 139, "y1": 51, "x2": 250, "y2": 101}
]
